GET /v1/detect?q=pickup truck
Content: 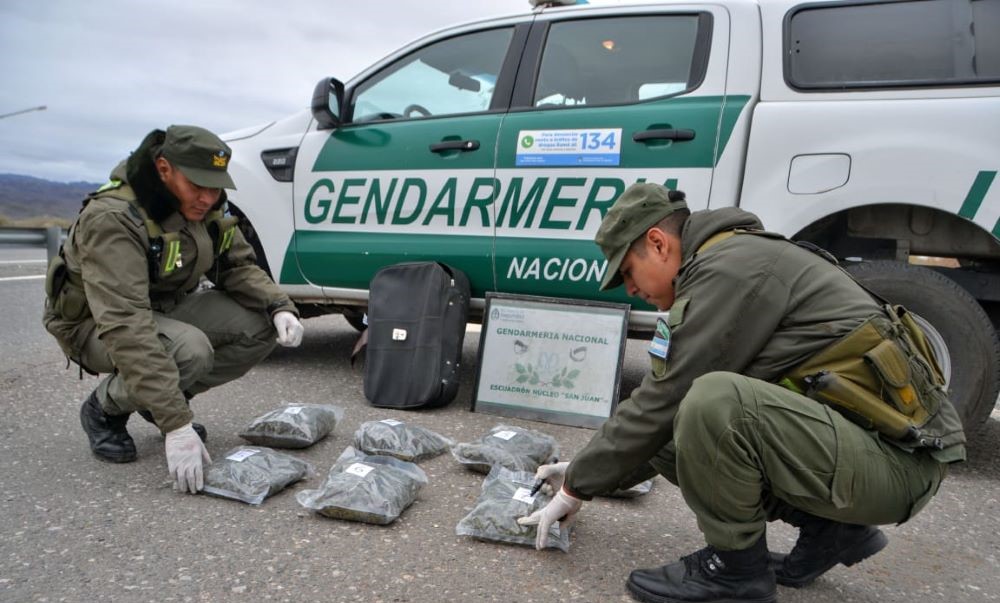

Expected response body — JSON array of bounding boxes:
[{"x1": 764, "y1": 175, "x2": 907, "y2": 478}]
[{"x1": 223, "y1": 0, "x2": 1000, "y2": 429}]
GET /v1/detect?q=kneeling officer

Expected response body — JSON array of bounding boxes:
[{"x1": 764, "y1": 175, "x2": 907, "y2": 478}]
[
  {"x1": 520, "y1": 183, "x2": 965, "y2": 603},
  {"x1": 43, "y1": 125, "x2": 304, "y2": 493}
]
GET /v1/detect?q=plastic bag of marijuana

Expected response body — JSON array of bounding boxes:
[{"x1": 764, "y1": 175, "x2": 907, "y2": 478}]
[
  {"x1": 451, "y1": 424, "x2": 559, "y2": 474},
  {"x1": 202, "y1": 446, "x2": 314, "y2": 505},
  {"x1": 296, "y1": 447, "x2": 427, "y2": 525},
  {"x1": 239, "y1": 403, "x2": 344, "y2": 448},
  {"x1": 456, "y1": 465, "x2": 571, "y2": 552},
  {"x1": 353, "y1": 419, "x2": 454, "y2": 462}
]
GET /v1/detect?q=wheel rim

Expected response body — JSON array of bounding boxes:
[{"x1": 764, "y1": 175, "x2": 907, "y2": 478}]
[{"x1": 912, "y1": 313, "x2": 952, "y2": 386}]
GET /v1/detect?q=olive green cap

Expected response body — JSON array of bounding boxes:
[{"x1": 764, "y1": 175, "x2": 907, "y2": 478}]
[
  {"x1": 160, "y1": 125, "x2": 236, "y2": 190},
  {"x1": 595, "y1": 183, "x2": 688, "y2": 291}
]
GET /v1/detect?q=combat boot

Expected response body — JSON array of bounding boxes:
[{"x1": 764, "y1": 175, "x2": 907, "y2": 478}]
[
  {"x1": 626, "y1": 536, "x2": 776, "y2": 603},
  {"x1": 769, "y1": 512, "x2": 888, "y2": 588},
  {"x1": 79, "y1": 390, "x2": 137, "y2": 463}
]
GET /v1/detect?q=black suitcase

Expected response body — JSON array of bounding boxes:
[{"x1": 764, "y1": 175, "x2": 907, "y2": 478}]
[{"x1": 362, "y1": 262, "x2": 470, "y2": 408}]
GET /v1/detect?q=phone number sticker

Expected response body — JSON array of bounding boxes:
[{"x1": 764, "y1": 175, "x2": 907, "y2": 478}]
[{"x1": 515, "y1": 128, "x2": 622, "y2": 167}]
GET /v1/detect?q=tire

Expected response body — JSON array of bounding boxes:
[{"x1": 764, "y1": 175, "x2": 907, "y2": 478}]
[
  {"x1": 846, "y1": 260, "x2": 1000, "y2": 429},
  {"x1": 342, "y1": 308, "x2": 367, "y2": 332}
]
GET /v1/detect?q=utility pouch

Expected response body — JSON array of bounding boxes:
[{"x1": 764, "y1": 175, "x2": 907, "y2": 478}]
[
  {"x1": 44, "y1": 254, "x2": 67, "y2": 299},
  {"x1": 783, "y1": 314, "x2": 937, "y2": 445},
  {"x1": 45, "y1": 254, "x2": 89, "y2": 321}
]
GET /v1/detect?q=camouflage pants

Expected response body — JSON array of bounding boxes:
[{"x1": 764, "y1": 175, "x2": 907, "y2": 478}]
[
  {"x1": 646, "y1": 371, "x2": 946, "y2": 551},
  {"x1": 79, "y1": 289, "x2": 276, "y2": 419}
]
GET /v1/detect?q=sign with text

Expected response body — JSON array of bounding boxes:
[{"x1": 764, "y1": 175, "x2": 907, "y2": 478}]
[{"x1": 472, "y1": 293, "x2": 630, "y2": 428}]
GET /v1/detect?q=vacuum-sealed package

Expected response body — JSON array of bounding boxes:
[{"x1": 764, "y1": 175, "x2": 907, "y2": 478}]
[
  {"x1": 456, "y1": 466, "x2": 571, "y2": 552},
  {"x1": 353, "y1": 419, "x2": 454, "y2": 462},
  {"x1": 239, "y1": 403, "x2": 343, "y2": 448},
  {"x1": 451, "y1": 425, "x2": 559, "y2": 474},
  {"x1": 603, "y1": 479, "x2": 654, "y2": 499},
  {"x1": 202, "y1": 446, "x2": 314, "y2": 505},
  {"x1": 296, "y1": 447, "x2": 427, "y2": 525}
]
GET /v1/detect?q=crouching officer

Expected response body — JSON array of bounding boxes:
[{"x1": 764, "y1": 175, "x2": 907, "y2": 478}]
[
  {"x1": 43, "y1": 125, "x2": 304, "y2": 494},
  {"x1": 520, "y1": 183, "x2": 965, "y2": 603}
]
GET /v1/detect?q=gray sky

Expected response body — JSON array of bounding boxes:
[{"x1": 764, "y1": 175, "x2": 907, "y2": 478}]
[{"x1": 0, "y1": 0, "x2": 530, "y2": 183}]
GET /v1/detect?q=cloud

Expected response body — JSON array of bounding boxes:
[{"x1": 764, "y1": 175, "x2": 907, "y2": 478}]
[{"x1": 0, "y1": 0, "x2": 528, "y2": 182}]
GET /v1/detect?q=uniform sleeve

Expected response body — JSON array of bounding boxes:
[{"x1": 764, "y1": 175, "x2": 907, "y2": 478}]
[
  {"x1": 565, "y1": 247, "x2": 793, "y2": 499},
  {"x1": 208, "y1": 227, "x2": 297, "y2": 317},
  {"x1": 76, "y1": 209, "x2": 192, "y2": 433}
]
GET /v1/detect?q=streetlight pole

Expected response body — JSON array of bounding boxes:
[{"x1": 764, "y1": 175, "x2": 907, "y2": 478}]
[{"x1": 0, "y1": 105, "x2": 47, "y2": 120}]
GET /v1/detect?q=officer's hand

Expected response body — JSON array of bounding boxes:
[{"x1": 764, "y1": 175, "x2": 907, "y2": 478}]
[
  {"x1": 273, "y1": 311, "x2": 304, "y2": 347},
  {"x1": 533, "y1": 461, "x2": 570, "y2": 495},
  {"x1": 165, "y1": 423, "x2": 212, "y2": 494},
  {"x1": 517, "y1": 487, "x2": 582, "y2": 550}
]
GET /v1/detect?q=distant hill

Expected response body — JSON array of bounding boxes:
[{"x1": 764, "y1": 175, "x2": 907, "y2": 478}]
[{"x1": 0, "y1": 173, "x2": 100, "y2": 221}]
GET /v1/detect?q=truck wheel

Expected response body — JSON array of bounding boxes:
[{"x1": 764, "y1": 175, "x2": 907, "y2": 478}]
[
  {"x1": 342, "y1": 308, "x2": 367, "y2": 332},
  {"x1": 846, "y1": 260, "x2": 1000, "y2": 429}
]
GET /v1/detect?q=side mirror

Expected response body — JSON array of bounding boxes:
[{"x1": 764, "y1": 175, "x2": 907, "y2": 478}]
[{"x1": 311, "y1": 77, "x2": 345, "y2": 129}]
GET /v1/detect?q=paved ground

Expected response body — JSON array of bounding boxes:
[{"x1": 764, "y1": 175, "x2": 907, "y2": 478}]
[{"x1": 1, "y1": 249, "x2": 998, "y2": 603}]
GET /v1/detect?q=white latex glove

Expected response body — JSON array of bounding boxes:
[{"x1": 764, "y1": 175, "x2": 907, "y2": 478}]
[
  {"x1": 517, "y1": 487, "x2": 583, "y2": 550},
  {"x1": 273, "y1": 311, "x2": 304, "y2": 347},
  {"x1": 533, "y1": 461, "x2": 570, "y2": 496},
  {"x1": 165, "y1": 423, "x2": 212, "y2": 494}
]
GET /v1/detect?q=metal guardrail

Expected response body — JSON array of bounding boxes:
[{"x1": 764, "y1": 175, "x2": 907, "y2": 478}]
[{"x1": 0, "y1": 226, "x2": 66, "y2": 264}]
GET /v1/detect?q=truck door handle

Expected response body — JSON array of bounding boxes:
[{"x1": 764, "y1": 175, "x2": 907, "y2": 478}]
[
  {"x1": 633, "y1": 129, "x2": 696, "y2": 143},
  {"x1": 429, "y1": 139, "x2": 480, "y2": 153}
]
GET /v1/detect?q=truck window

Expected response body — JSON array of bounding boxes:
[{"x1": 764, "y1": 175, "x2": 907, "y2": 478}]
[
  {"x1": 533, "y1": 15, "x2": 703, "y2": 107},
  {"x1": 787, "y1": 0, "x2": 1000, "y2": 90},
  {"x1": 351, "y1": 27, "x2": 514, "y2": 122}
]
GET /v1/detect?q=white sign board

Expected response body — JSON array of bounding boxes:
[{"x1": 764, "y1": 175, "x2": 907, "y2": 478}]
[{"x1": 473, "y1": 293, "x2": 630, "y2": 428}]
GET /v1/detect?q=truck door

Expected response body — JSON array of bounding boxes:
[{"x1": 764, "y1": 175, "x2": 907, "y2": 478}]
[
  {"x1": 290, "y1": 24, "x2": 526, "y2": 299},
  {"x1": 494, "y1": 7, "x2": 737, "y2": 305}
]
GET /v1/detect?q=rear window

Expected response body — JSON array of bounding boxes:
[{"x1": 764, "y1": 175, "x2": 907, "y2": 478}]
[{"x1": 786, "y1": 0, "x2": 1000, "y2": 90}]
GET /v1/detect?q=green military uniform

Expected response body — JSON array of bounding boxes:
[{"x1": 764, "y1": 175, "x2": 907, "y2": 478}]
[
  {"x1": 564, "y1": 206, "x2": 965, "y2": 551},
  {"x1": 44, "y1": 129, "x2": 297, "y2": 434}
]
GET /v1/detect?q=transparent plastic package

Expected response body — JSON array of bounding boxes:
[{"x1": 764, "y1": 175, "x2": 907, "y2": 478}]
[
  {"x1": 239, "y1": 403, "x2": 344, "y2": 448},
  {"x1": 456, "y1": 465, "x2": 571, "y2": 552},
  {"x1": 202, "y1": 446, "x2": 314, "y2": 505},
  {"x1": 353, "y1": 419, "x2": 454, "y2": 462},
  {"x1": 296, "y1": 447, "x2": 427, "y2": 525},
  {"x1": 451, "y1": 424, "x2": 559, "y2": 474}
]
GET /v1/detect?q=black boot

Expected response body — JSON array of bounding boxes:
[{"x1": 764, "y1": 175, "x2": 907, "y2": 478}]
[
  {"x1": 627, "y1": 536, "x2": 776, "y2": 603},
  {"x1": 769, "y1": 512, "x2": 888, "y2": 588},
  {"x1": 137, "y1": 409, "x2": 207, "y2": 442},
  {"x1": 79, "y1": 391, "x2": 137, "y2": 463}
]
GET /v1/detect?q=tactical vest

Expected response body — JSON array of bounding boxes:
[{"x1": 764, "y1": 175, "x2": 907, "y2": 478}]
[
  {"x1": 90, "y1": 179, "x2": 239, "y2": 282},
  {"x1": 696, "y1": 229, "x2": 965, "y2": 459},
  {"x1": 45, "y1": 179, "x2": 239, "y2": 319}
]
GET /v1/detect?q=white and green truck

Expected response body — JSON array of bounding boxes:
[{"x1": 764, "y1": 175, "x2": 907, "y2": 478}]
[{"x1": 222, "y1": 0, "x2": 1000, "y2": 429}]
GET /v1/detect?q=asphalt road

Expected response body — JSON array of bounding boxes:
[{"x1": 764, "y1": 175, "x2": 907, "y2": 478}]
[{"x1": 1, "y1": 247, "x2": 998, "y2": 603}]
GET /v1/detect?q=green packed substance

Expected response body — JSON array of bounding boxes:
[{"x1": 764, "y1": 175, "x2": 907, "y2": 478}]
[
  {"x1": 451, "y1": 424, "x2": 559, "y2": 474},
  {"x1": 456, "y1": 466, "x2": 571, "y2": 552},
  {"x1": 353, "y1": 419, "x2": 454, "y2": 462},
  {"x1": 239, "y1": 403, "x2": 343, "y2": 448},
  {"x1": 296, "y1": 447, "x2": 427, "y2": 525},
  {"x1": 202, "y1": 446, "x2": 314, "y2": 505}
]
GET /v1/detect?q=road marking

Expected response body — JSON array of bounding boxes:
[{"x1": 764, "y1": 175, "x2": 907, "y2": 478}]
[
  {"x1": 0, "y1": 259, "x2": 46, "y2": 265},
  {"x1": 0, "y1": 275, "x2": 44, "y2": 282}
]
